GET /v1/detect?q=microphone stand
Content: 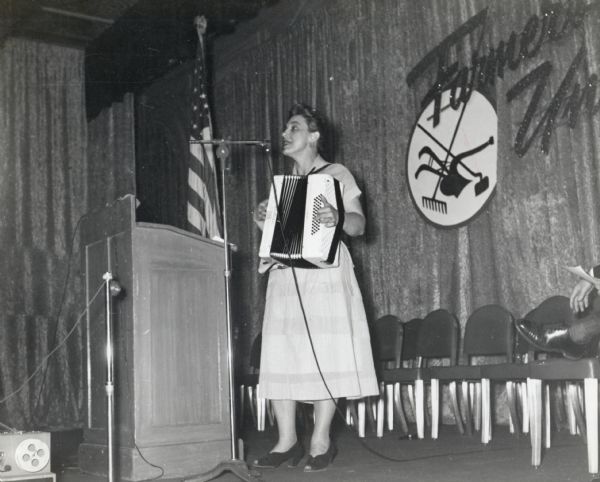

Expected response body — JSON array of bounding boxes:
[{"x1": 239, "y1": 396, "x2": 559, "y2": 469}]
[
  {"x1": 102, "y1": 272, "x2": 122, "y2": 482},
  {"x1": 185, "y1": 139, "x2": 268, "y2": 482}
]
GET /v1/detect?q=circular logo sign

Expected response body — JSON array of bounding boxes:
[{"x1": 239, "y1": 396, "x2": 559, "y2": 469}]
[{"x1": 406, "y1": 89, "x2": 497, "y2": 228}]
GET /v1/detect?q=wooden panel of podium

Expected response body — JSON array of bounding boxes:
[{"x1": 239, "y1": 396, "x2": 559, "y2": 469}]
[{"x1": 78, "y1": 195, "x2": 231, "y2": 480}]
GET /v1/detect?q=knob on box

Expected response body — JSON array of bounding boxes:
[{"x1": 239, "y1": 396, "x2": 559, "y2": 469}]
[{"x1": 0, "y1": 432, "x2": 55, "y2": 481}]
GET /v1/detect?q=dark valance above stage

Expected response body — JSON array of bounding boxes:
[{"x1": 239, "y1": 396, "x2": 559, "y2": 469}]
[{"x1": 84, "y1": 0, "x2": 278, "y2": 120}]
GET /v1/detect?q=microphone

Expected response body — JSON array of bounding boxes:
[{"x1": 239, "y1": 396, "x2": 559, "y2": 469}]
[
  {"x1": 190, "y1": 139, "x2": 271, "y2": 147},
  {"x1": 109, "y1": 279, "x2": 122, "y2": 297}
]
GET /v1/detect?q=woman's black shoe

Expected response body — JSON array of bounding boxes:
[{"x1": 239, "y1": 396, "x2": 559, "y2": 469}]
[
  {"x1": 304, "y1": 443, "x2": 337, "y2": 473},
  {"x1": 251, "y1": 441, "x2": 304, "y2": 468}
]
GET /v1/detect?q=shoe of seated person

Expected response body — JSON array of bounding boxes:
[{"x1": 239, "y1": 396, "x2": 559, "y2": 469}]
[{"x1": 514, "y1": 319, "x2": 591, "y2": 360}]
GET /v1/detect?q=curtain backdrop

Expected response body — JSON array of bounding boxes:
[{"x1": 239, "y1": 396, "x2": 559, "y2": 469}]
[
  {"x1": 0, "y1": 38, "x2": 87, "y2": 430},
  {"x1": 211, "y1": 0, "x2": 600, "y2": 374},
  {"x1": 0, "y1": 38, "x2": 135, "y2": 430}
]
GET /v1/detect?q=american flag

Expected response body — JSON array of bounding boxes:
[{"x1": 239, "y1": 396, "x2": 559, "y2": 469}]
[{"x1": 187, "y1": 18, "x2": 222, "y2": 238}]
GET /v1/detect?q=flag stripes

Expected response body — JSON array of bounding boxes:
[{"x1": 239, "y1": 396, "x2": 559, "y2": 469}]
[
  {"x1": 187, "y1": 23, "x2": 222, "y2": 238},
  {"x1": 187, "y1": 164, "x2": 221, "y2": 237}
]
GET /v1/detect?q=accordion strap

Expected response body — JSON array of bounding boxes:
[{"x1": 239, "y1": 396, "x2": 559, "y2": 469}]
[{"x1": 307, "y1": 162, "x2": 331, "y2": 175}]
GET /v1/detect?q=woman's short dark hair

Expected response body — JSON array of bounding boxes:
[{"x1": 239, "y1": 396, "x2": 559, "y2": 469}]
[{"x1": 287, "y1": 102, "x2": 326, "y2": 154}]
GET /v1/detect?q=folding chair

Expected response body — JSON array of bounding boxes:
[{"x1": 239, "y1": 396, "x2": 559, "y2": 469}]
[
  {"x1": 522, "y1": 295, "x2": 600, "y2": 473},
  {"x1": 429, "y1": 304, "x2": 521, "y2": 441},
  {"x1": 382, "y1": 309, "x2": 459, "y2": 439}
]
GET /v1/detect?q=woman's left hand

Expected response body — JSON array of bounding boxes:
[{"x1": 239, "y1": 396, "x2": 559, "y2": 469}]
[{"x1": 317, "y1": 200, "x2": 339, "y2": 227}]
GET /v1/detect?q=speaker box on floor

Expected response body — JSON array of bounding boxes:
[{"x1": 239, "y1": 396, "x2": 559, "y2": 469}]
[{"x1": 0, "y1": 432, "x2": 55, "y2": 481}]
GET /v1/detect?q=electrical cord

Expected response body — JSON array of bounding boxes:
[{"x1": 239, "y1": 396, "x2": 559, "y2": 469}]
[
  {"x1": 32, "y1": 195, "x2": 136, "y2": 418},
  {"x1": 133, "y1": 443, "x2": 165, "y2": 480},
  {"x1": 0, "y1": 281, "x2": 105, "y2": 405},
  {"x1": 32, "y1": 213, "x2": 85, "y2": 420},
  {"x1": 0, "y1": 421, "x2": 18, "y2": 433}
]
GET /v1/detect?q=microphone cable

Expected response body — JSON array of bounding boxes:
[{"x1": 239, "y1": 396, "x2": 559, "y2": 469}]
[
  {"x1": 0, "y1": 280, "x2": 106, "y2": 405},
  {"x1": 263, "y1": 154, "x2": 340, "y2": 406},
  {"x1": 31, "y1": 212, "x2": 85, "y2": 420}
]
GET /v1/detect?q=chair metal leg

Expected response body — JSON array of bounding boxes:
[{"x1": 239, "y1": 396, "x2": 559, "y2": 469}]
[
  {"x1": 566, "y1": 383, "x2": 578, "y2": 435},
  {"x1": 415, "y1": 380, "x2": 425, "y2": 439},
  {"x1": 394, "y1": 383, "x2": 409, "y2": 434},
  {"x1": 347, "y1": 399, "x2": 360, "y2": 428},
  {"x1": 472, "y1": 382, "x2": 482, "y2": 432},
  {"x1": 577, "y1": 383, "x2": 587, "y2": 437},
  {"x1": 376, "y1": 395, "x2": 385, "y2": 438},
  {"x1": 568, "y1": 382, "x2": 586, "y2": 439},
  {"x1": 239, "y1": 385, "x2": 246, "y2": 429},
  {"x1": 266, "y1": 400, "x2": 275, "y2": 427},
  {"x1": 554, "y1": 384, "x2": 567, "y2": 432},
  {"x1": 461, "y1": 380, "x2": 473, "y2": 436},
  {"x1": 247, "y1": 386, "x2": 257, "y2": 429},
  {"x1": 481, "y1": 378, "x2": 491, "y2": 444},
  {"x1": 506, "y1": 381, "x2": 519, "y2": 437},
  {"x1": 358, "y1": 399, "x2": 366, "y2": 438},
  {"x1": 407, "y1": 384, "x2": 416, "y2": 423},
  {"x1": 365, "y1": 396, "x2": 377, "y2": 434},
  {"x1": 449, "y1": 381, "x2": 465, "y2": 435},
  {"x1": 519, "y1": 381, "x2": 529, "y2": 434},
  {"x1": 528, "y1": 378, "x2": 542, "y2": 467},
  {"x1": 544, "y1": 383, "x2": 551, "y2": 449},
  {"x1": 424, "y1": 382, "x2": 432, "y2": 431},
  {"x1": 584, "y1": 378, "x2": 599, "y2": 474},
  {"x1": 431, "y1": 378, "x2": 439, "y2": 439},
  {"x1": 386, "y1": 383, "x2": 394, "y2": 431},
  {"x1": 256, "y1": 384, "x2": 265, "y2": 431}
]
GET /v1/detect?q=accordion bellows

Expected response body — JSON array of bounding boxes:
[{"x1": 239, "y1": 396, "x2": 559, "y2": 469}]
[{"x1": 259, "y1": 174, "x2": 345, "y2": 268}]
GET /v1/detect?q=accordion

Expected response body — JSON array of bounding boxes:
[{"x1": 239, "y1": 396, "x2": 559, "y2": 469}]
[{"x1": 259, "y1": 173, "x2": 345, "y2": 269}]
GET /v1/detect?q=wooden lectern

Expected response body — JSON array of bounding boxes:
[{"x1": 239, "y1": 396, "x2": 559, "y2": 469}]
[{"x1": 78, "y1": 195, "x2": 231, "y2": 480}]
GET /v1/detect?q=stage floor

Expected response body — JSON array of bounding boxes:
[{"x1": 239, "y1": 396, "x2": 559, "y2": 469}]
[{"x1": 53, "y1": 422, "x2": 594, "y2": 482}]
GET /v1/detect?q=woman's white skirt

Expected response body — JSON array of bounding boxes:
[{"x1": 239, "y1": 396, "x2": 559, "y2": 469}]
[{"x1": 258, "y1": 243, "x2": 379, "y2": 401}]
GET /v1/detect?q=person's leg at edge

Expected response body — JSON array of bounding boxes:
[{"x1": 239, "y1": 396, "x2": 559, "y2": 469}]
[
  {"x1": 271, "y1": 399, "x2": 298, "y2": 452},
  {"x1": 310, "y1": 398, "x2": 337, "y2": 456}
]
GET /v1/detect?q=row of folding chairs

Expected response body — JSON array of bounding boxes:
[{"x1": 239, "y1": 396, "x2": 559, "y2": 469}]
[{"x1": 350, "y1": 298, "x2": 599, "y2": 476}]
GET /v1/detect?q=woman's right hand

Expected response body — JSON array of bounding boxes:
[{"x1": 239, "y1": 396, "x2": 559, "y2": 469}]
[
  {"x1": 570, "y1": 279, "x2": 596, "y2": 312},
  {"x1": 253, "y1": 199, "x2": 269, "y2": 229}
]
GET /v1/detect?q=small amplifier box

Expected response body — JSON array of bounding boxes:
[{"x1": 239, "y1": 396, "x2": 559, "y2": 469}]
[{"x1": 0, "y1": 432, "x2": 55, "y2": 481}]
